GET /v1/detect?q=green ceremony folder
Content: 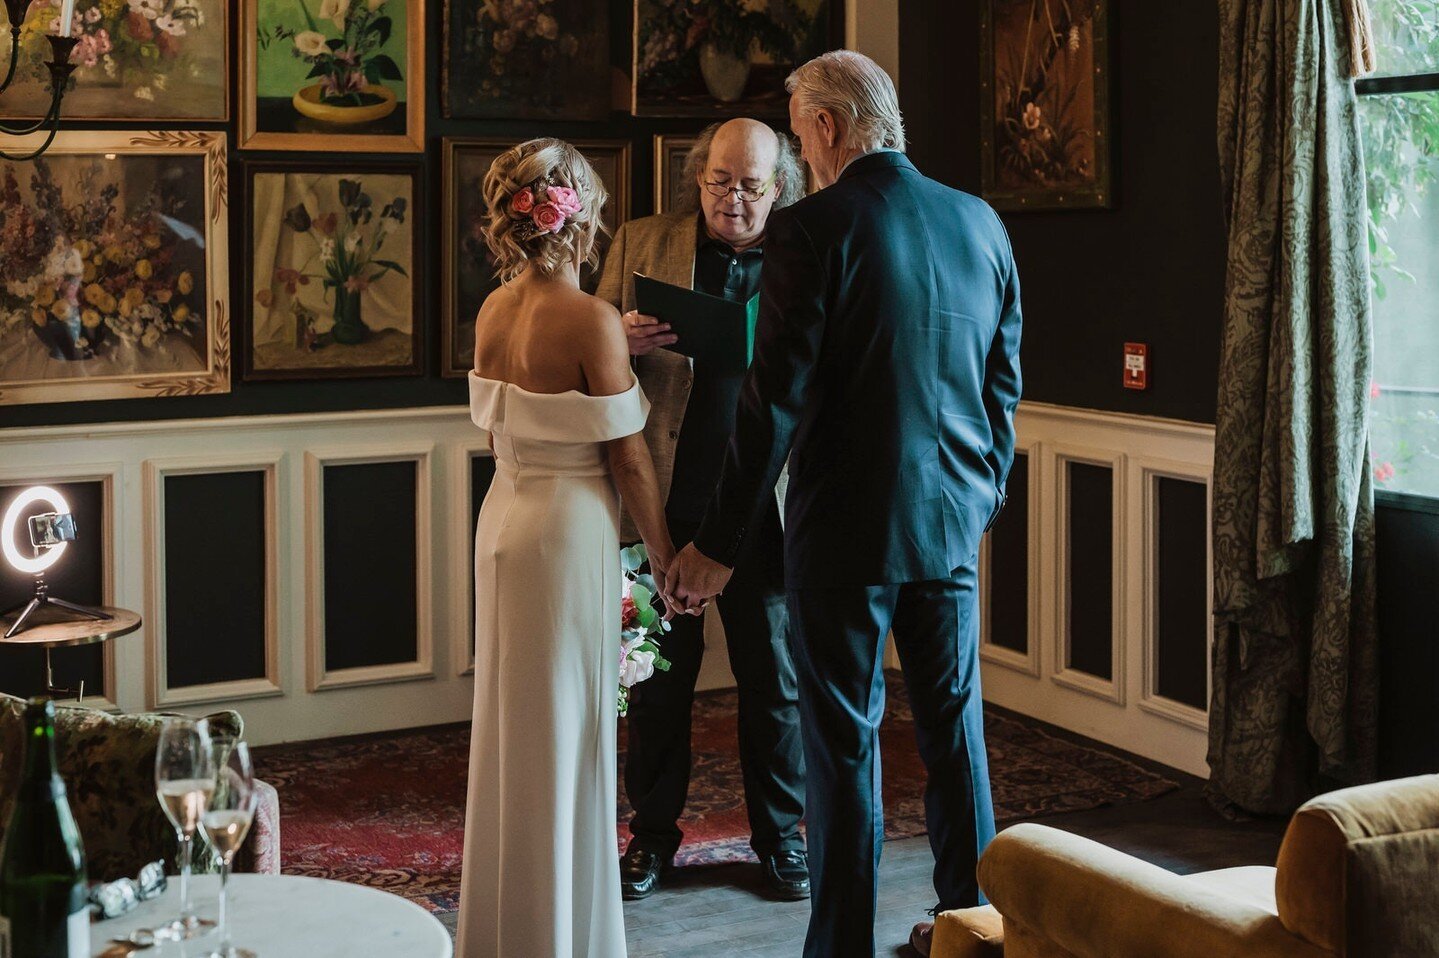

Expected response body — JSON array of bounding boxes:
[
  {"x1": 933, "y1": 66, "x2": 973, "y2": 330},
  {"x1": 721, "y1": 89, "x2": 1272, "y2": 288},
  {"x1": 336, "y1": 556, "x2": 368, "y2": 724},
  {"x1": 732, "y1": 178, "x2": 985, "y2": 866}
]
[{"x1": 634, "y1": 272, "x2": 759, "y2": 373}]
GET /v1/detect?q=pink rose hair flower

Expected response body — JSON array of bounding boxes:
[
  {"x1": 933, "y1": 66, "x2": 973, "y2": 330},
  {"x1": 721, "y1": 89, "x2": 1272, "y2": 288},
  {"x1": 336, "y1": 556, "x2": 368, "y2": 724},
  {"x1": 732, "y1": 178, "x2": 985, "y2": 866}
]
[
  {"x1": 546, "y1": 186, "x2": 582, "y2": 215},
  {"x1": 511, "y1": 187, "x2": 535, "y2": 214},
  {"x1": 531, "y1": 202, "x2": 566, "y2": 234}
]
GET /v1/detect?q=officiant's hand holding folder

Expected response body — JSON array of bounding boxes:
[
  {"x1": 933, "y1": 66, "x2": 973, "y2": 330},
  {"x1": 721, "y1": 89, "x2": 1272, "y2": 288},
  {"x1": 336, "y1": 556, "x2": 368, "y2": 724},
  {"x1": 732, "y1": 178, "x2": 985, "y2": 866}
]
[{"x1": 633, "y1": 272, "x2": 759, "y2": 373}]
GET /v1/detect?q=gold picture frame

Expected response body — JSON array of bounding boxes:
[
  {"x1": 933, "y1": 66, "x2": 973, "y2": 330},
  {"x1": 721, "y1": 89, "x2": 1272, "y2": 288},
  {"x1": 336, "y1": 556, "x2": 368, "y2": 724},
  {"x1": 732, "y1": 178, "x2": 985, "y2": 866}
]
[
  {"x1": 441, "y1": 137, "x2": 632, "y2": 378},
  {"x1": 0, "y1": 131, "x2": 231, "y2": 406},
  {"x1": 239, "y1": 0, "x2": 425, "y2": 152},
  {"x1": 653, "y1": 133, "x2": 700, "y2": 215},
  {"x1": 0, "y1": 0, "x2": 231, "y2": 122}
]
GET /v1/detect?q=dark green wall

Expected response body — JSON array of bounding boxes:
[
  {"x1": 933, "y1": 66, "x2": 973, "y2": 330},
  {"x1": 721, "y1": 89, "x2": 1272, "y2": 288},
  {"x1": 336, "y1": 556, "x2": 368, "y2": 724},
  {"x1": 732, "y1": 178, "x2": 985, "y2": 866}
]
[
  {"x1": 1, "y1": 3, "x2": 838, "y2": 429},
  {"x1": 899, "y1": 0, "x2": 1225, "y2": 424}
]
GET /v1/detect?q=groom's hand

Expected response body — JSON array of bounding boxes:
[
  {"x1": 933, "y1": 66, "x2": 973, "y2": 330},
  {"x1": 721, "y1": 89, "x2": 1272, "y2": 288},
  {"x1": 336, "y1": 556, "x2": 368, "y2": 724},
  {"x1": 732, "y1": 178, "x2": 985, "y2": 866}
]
[{"x1": 669, "y1": 543, "x2": 733, "y2": 615}]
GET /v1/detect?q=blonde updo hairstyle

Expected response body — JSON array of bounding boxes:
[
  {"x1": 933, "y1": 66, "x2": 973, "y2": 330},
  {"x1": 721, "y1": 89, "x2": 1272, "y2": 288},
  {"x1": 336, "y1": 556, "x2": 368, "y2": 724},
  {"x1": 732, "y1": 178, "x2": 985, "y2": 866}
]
[{"x1": 482, "y1": 138, "x2": 609, "y2": 284}]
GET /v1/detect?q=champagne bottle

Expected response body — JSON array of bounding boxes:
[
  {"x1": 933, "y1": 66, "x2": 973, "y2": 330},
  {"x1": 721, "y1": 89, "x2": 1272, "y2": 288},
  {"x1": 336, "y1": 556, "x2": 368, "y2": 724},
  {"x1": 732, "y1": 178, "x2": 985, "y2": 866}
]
[{"x1": 0, "y1": 698, "x2": 89, "y2": 958}]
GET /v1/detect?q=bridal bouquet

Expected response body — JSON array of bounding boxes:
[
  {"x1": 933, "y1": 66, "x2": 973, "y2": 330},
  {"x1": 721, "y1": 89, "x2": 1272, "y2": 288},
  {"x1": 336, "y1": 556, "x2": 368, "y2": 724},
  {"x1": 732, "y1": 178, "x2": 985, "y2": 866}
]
[{"x1": 618, "y1": 544, "x2": 671, "y2": 717}]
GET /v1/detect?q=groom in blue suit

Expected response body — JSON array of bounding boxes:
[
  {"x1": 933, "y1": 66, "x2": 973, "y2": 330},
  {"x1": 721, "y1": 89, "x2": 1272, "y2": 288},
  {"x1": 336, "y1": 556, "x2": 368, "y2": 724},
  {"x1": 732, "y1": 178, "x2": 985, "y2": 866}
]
[{"x1": 669, "y1": 51, "x2": 1023, "y2": 957}]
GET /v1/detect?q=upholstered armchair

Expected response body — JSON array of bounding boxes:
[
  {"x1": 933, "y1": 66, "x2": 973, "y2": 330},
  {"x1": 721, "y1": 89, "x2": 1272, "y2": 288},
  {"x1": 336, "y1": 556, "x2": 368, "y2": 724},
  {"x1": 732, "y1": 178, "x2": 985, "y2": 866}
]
[
  {"x1": 933, "y1": 775, "x2": 1439, "y2": 958},
  {"x1": 0, "y1": 694, "x2": 281, "y2": 881}
]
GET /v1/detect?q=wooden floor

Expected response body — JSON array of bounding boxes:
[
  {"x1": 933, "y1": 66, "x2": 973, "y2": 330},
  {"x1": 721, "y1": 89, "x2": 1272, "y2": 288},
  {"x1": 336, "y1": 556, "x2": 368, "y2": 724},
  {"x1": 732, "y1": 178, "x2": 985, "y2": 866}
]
[{"x1": 438, "y1": 784, "x2": 1287, "y2": 957}]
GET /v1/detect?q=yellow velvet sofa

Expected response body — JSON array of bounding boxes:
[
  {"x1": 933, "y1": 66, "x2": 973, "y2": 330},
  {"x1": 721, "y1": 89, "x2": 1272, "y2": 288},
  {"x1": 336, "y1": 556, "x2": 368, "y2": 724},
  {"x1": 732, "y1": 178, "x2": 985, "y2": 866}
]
[{"x1": 933, "y1": 774, "x2": 1439, "y2": 958}]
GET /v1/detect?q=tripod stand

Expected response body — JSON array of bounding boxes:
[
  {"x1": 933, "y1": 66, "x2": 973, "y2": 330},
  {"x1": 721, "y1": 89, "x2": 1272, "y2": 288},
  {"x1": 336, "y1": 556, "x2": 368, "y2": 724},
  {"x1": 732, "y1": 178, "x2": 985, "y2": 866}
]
[{"x1": 2, "y1": 569, "x2": 110, "y2": 639}]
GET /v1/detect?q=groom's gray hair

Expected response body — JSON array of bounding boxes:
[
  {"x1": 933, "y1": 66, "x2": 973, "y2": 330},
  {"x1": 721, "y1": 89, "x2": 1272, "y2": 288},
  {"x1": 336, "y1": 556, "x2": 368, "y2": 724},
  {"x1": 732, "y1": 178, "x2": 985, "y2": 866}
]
[{"x1": 786, "y1": 50, "x2": 906, "y2": 153}]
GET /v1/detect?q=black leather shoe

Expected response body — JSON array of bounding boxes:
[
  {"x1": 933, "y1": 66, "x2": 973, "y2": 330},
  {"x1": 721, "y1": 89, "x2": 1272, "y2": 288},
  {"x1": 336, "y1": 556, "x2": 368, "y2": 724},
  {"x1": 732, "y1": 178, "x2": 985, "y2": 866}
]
[
  {"x1": 620, "y1": 846, "x2": 665, "y2": 901},
  {"x1": 760, "y1": 849, "x2": 810, "y2": 900}
]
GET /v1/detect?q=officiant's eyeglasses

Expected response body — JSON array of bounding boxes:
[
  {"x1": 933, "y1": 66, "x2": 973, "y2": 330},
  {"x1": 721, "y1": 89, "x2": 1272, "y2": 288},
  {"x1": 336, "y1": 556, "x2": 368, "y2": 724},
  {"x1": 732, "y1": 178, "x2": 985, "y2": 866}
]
[{"x1": 703, "y1": 171, "x2": 777, "y2": 203}]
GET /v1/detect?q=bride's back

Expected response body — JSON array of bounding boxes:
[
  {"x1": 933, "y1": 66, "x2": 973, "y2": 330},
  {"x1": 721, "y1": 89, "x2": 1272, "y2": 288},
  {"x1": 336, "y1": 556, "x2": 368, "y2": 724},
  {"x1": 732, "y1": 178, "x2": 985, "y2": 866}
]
[
  {"x1": 469, "y1": 137, "x2": 616, "y2": 397},
  {"x1": 472, "y1": 274, "x2": 607, "y2": 396}
]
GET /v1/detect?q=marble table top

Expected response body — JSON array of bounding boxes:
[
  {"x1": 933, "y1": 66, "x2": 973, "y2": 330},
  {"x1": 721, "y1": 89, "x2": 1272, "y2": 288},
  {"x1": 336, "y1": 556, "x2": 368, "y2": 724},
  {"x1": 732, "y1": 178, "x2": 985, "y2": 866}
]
[{"x1": 92, "y1": 874, "x2": 451, "y2": 958}]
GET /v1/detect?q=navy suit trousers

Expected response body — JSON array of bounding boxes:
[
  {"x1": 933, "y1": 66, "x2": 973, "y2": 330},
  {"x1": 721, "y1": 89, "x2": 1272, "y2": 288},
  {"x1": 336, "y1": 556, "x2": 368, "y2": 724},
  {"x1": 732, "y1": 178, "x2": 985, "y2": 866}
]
[{"x1": 787, "y1": 562, "x2": 995, "y2": 958}]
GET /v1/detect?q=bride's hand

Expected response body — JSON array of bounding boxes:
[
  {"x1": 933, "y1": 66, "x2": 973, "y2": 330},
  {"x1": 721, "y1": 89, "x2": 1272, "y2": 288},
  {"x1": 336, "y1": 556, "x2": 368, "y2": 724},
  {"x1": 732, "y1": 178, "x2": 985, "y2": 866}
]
[{"x1": 646, "y1": 547, "x2": 679, "y2": 620}]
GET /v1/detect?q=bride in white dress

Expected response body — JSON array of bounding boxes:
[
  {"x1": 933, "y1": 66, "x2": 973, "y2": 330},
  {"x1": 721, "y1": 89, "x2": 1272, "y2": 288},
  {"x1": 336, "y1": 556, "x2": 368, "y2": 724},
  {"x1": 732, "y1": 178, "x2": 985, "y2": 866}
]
[{"x1": 457, "y1": 139, "x2": 676, "y2": 958}]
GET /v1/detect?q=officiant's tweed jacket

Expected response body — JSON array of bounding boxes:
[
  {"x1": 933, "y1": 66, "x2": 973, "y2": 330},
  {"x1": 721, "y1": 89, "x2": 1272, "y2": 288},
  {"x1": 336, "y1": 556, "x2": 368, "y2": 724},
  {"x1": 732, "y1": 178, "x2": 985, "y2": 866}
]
[{"x1": 596, "y1": 211, "x2": 698, "y2": 542}]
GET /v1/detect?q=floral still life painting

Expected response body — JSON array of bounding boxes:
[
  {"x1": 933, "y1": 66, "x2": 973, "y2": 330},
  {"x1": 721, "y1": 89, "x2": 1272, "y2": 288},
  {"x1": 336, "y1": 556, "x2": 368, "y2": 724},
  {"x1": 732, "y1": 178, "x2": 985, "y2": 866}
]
[
  {"x1": 980, "y1": 0, "x2": 1111, "y2": 210},
  {"x1": 247, "y1": 168, "x2": 420, "y2": 380},
  {"x1": 444, "y1": 0, "x2": 609, "y2": 120},
  {"x1": 633, "y1": 0, "x2": 832, "y2": 118},
  {"x1": 0, "y1": 132, "x2": 230, "y2": 406},
  {"x1": 1, "y1": 0, "x2": 227, "y2": 121},
  {"x1": 441, "y1": 138, "x2": 629, "y2": 377},
  {"x1": 241, "y1": 0, "x2": 424, "y2": 151}
]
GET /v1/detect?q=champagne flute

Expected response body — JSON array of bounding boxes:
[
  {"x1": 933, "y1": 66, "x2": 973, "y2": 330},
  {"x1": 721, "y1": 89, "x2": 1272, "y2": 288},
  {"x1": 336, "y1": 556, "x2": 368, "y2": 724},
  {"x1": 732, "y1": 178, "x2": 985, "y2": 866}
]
[
  {"x1": 200, "y1": 736, "x2": 258, "y2": 958},
  {"x1": 153, "y1": 716, "x2": 215, "y2": 941}
]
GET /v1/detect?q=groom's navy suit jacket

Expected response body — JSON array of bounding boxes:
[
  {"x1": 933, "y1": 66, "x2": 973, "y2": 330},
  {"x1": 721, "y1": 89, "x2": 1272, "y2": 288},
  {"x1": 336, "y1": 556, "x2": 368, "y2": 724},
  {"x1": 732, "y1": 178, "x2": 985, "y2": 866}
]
[{"x1": 693, "y1": 151, "x2": 1022, "y2": 588}]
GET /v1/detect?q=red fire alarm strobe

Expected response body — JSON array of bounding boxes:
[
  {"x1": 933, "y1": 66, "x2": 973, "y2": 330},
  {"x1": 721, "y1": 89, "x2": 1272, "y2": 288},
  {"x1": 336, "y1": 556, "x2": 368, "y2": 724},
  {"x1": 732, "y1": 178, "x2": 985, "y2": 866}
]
[{"x1": 1123, "y1": 342, "x2": 1148, "y2": 390}]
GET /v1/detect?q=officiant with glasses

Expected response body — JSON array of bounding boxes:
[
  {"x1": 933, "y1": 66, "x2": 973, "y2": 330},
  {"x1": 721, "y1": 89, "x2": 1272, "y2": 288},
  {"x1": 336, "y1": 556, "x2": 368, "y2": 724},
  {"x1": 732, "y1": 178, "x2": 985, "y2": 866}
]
[{"x1": 596, "y1": 117, "x2": 810, "y2": 902}]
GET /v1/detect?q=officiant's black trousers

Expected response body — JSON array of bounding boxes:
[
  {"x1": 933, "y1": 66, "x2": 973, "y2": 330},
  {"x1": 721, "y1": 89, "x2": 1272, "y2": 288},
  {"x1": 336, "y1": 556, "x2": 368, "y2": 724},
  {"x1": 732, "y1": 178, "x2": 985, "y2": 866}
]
[
  {"x1": 789, "y1": 564, "x2": 996, "y2": 958},
  {"x1": 623, "y1": 508, "x2": 806, "y2": 861}
]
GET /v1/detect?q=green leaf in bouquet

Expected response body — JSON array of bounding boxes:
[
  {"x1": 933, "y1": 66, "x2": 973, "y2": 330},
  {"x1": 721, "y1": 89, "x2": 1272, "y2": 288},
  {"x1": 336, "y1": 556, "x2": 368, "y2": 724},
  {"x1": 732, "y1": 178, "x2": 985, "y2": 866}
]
[
  {"x1": 369, "y1": 15, "x2": 392, "y2": 45},
  {"x1": 368, "y1": 53, "x2": 404, "y2": 81},
  {"x1": 630, "y1": 584, "x2": 652, "y2": 609},
  {"x1": 620, "y1": 546, "x2": 645, "y2": 573},
  {"x1": 638, "y1": 605, "x2": 658, "y2": 630},
  {"x1": 633, "y1": 573, "x2": 658, "y2": 597},
  {"x1": 371, "y1": 258, "x2": 409, "y2": 278}
]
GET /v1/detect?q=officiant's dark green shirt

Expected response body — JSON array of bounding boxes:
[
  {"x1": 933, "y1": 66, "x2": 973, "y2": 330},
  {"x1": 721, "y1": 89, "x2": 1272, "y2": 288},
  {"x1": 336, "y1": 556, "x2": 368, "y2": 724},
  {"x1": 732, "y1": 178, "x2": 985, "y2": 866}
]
[{"x1": 666, "y1": 218, "x2": 765, "y2": 523}]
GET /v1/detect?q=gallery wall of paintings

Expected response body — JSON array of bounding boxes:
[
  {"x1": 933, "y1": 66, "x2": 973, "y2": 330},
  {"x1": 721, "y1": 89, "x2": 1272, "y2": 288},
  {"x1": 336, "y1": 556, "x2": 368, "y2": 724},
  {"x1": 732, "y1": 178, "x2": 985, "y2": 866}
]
[{"x1": 0, "y1": 0, "x2": 843, "y2": 427}]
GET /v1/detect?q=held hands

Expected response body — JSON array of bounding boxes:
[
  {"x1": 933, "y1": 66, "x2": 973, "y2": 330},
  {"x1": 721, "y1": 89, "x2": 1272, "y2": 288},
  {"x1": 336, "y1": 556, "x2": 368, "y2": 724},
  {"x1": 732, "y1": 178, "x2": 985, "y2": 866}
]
[
  {"x1": 665, "y1": 543, "x2": 734, "y2": 616},
  {"x1": 623, "y1": 310, "x2": 679, "y2": 356},
  {"x1": 645, "y1": 546, "x2": 679, "y2": 622}
]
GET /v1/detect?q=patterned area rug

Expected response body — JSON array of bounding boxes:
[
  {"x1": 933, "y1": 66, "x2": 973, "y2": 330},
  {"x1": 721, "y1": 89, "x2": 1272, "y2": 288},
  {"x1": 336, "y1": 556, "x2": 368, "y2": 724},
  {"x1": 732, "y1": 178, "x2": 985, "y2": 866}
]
[{"x1": 253, "y1": 672, "x2": 1178, "y2": 914}]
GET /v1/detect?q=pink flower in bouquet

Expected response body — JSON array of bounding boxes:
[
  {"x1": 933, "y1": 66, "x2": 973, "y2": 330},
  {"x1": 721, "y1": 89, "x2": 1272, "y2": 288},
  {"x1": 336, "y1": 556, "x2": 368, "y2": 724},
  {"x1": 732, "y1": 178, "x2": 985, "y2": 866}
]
[
  {"x1": 511, "y1": 187, "x2": 535, "y2": 214},
  {"x1": 547, "y1": 186, "x2": 582, "y2": 215},
  {"x1": 343, "y1": 275, "x2": 371, "y2": 293},
  {"x1": 531, "y1": 202, "x2": 566, "y2": 234},
  {"x1": 313, "y1": 212, "x2": 338, "y2": 236},
  {"x1": 621, "y1": 595, "x2": 639, "y2": 630},
  {"x1": 1374, "y1": 461, "x2": 1395, "y2": 483}
]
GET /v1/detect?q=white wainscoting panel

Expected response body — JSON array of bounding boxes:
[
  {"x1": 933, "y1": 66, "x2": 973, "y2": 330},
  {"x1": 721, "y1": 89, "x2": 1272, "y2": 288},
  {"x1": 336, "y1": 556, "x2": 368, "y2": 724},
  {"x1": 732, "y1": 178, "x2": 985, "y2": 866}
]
[
  {"x1": 0, "y1": 463, "x2": 123, "y2": 710},
  {"x1": 979, "y1": 403, "x2": 1215, "y2": 777},
  {"x1": 142, "y1": 453, "x2": 283, "y2": 709},
  {"x1": 0, "y1": 408, "x2": 480, "y2": 746},
  {"x1": 1, "y1": 400, "x2": 1216, "y2": 771}
]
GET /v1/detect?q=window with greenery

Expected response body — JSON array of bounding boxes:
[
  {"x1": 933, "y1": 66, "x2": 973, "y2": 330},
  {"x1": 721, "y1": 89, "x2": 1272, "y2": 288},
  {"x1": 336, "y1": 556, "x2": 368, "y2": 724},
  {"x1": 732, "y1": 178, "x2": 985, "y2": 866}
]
[{"x1": 1360, "y1": 0, "x2": 1439, "y2": 500}]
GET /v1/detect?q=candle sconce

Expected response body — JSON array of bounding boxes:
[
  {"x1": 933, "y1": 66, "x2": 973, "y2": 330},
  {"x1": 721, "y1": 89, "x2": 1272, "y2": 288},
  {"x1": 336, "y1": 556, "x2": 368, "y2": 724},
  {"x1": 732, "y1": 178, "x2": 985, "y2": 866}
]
[{"x1": 1, "y1": 0, "x2": 77, "y2": 162}]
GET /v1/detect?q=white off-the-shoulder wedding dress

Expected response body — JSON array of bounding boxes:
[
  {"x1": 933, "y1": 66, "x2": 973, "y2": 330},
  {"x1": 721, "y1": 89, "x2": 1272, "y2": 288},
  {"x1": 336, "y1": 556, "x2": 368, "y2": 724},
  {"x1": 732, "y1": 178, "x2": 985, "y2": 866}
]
[{"x1": 456, "y1": 371, "x2": 649, "y2": 958}]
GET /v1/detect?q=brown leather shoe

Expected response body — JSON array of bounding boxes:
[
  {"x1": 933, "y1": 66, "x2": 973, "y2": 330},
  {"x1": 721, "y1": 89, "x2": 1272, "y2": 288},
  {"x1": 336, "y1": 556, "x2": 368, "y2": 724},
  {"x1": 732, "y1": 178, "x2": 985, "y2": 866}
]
[{"x1": 909, "y1": 920, "x2": 934, "y2": 956}]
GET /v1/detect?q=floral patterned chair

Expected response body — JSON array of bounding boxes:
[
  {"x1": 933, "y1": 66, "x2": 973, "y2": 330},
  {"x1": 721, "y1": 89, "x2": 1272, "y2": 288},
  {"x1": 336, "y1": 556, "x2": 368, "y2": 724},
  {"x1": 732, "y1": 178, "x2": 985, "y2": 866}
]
[{"x1": 0, "y1": 694, "x2": 281, "y2": 881}]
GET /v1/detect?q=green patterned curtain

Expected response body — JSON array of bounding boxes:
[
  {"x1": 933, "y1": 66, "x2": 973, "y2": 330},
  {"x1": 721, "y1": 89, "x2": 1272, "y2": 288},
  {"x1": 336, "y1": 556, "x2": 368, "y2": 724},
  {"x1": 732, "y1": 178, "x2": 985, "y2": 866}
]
[{"x1": 1209, "y1": 0, "x2": 1379, "y2": 814}]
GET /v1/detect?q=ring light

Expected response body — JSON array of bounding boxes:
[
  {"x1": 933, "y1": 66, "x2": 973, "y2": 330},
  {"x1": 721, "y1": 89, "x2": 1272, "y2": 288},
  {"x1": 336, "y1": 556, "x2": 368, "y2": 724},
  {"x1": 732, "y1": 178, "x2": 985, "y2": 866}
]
[{"x1": 2, "y1": 485, "x2": 70, "y2": 575}]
